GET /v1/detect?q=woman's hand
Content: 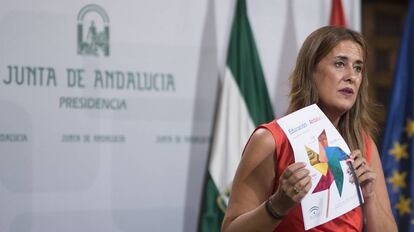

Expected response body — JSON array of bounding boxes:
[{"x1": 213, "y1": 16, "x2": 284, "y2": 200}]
[
  {"x1": 350, "y1": 150, "x2": 376, "y2": 199},
  {"x1": 271, "y1": 162, "x2": 312, "y2": 214}
]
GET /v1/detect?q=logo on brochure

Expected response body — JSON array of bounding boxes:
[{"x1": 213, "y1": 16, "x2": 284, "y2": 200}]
[{"x1": 308, "y1": 206, "x2": 321, "y2": 218}]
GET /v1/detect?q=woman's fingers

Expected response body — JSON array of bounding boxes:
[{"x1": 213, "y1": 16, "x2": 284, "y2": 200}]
[
  {"x1": 350, "y1": 149, "x2": 376, "y2": 197},
  {"x1": 279, "y1": 162, "x2": 312, "y2": 203},
  {"x1": 281, "y1": 162, "x2": 306, "y2": 179},
  {"x1": 351, "y1": 151, "x2": 370, "y2": 180},
  {"x1": 288, "y1": 168, "x2": 310, "y2": 184},
  {"x1": 291, "y1": 175, "x2": 312, "y2": 201}
]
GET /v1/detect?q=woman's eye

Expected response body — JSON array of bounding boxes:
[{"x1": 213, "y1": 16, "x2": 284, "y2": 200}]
[
  {"x1": 354, "y1": 66, "x2": 362, "y2": 73},
  {"x1": 335, "y1": 61, "x2": 345, "y2": 68}
]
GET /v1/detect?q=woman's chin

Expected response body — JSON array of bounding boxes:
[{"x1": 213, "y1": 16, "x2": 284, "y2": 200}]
[
  {"x1": 334, "y1": 104, "x2": 354, "y2": 116},
  {"x1": 318, "y1": 102, "x2": 354, "y2": 118}
]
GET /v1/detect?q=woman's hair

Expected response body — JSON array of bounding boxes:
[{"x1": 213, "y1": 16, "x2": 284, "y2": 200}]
[{"x1": 287, "y1": 26, "x2": 377, "y2": 156}]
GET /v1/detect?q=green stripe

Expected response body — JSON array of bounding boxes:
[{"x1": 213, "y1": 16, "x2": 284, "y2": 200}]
[
  {"x1": 226, "y1": 0, "x2": 274, "y2": 126},
  {"x1": 199, "y1": 1, "x2": 274, "y2": 231},
  {"x1": 199, "y1": 173, "x2": 225, "y2": 232}
]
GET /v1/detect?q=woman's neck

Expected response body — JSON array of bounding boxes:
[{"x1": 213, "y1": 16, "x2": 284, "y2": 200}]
[
  {"x1": 319, "y1": 106, "x2": 342, "y2": 128},
  {"x1": 326, "y1": 113, "x2": 340, "y2": 128}
]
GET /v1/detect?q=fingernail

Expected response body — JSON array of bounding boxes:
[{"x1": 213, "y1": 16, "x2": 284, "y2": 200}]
[{"x1": 346, "y1": 158, "x2": 353, "y2": 163}]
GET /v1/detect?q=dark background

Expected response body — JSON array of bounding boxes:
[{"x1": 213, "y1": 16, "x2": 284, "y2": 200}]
[{"x1": 362, "y1": 0, "x2": 409, "y2": 146}]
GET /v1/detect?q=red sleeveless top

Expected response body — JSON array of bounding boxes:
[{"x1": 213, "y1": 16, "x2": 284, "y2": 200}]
[{"x1": 258, "y1": 120, "x2": 372, "y2": 232}]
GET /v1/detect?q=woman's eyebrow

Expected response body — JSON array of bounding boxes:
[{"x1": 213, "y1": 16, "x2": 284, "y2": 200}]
[{"x1": 335, "y1": 56, "x2": 364, "y2": 64}]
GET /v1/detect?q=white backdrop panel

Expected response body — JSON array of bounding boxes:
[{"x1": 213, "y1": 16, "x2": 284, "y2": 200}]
[{"x1": 0, "y1": 0, "x2": 360, "y2": 231}]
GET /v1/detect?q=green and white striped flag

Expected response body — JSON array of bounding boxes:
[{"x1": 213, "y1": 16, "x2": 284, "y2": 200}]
[{"x1": 199, "y1": 0, "x2": 274, "y2": 231}]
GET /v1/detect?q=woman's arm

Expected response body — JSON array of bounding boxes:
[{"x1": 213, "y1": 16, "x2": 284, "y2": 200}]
[
  {"x1": 351, "y1": 138, "x2": 397, "y2": 232},
  {"x1": 221, "y1": 128, "x2": 311, "y2": 232}
]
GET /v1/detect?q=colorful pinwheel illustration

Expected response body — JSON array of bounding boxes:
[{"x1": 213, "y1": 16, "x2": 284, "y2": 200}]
[{"x1": 305, "y1": 130, "x2": 348, "y2": 217}]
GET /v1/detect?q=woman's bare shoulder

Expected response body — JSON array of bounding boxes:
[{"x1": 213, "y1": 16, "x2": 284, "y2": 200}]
[{"x1": 242, "y1": 128, "x2": 276, "y2": 161}]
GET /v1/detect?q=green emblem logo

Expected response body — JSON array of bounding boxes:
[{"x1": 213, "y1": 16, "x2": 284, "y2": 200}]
[{"x1": 77, "y1": 4, "x2": 110, "y2": 56}]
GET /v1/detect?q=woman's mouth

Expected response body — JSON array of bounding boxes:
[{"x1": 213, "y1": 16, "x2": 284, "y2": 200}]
[{"x1": 338, "y1": 87, "x2": 354, "y2": 96}]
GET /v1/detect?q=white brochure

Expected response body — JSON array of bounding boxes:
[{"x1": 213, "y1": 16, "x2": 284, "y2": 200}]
[{"x1": 277, "y1": 104, "x2": 363, "y2": 230}]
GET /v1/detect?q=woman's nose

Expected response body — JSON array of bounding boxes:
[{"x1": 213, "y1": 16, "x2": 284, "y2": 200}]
[{"x1": 344, "y1": 66, "x2": 358, "y2": 82}]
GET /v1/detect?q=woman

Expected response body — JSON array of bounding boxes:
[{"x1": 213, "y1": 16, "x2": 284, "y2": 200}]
[{"x1": 221, "y1": 26, "x2": 397, "y2": 232}]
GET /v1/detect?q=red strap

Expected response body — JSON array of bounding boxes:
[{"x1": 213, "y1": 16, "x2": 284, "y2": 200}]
[{"x1": 363, "y1": 133, "x2": 372, "y2": 164}]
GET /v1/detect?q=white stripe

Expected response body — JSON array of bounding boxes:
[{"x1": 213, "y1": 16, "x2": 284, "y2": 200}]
[{"x1": 209, "y1": 67, "x2": 255, "y2": 193}]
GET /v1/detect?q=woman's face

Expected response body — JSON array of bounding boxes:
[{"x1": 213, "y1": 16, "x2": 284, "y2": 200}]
[{"x1": 313, "y1": 40, "x2": 364, "y2": 117}]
